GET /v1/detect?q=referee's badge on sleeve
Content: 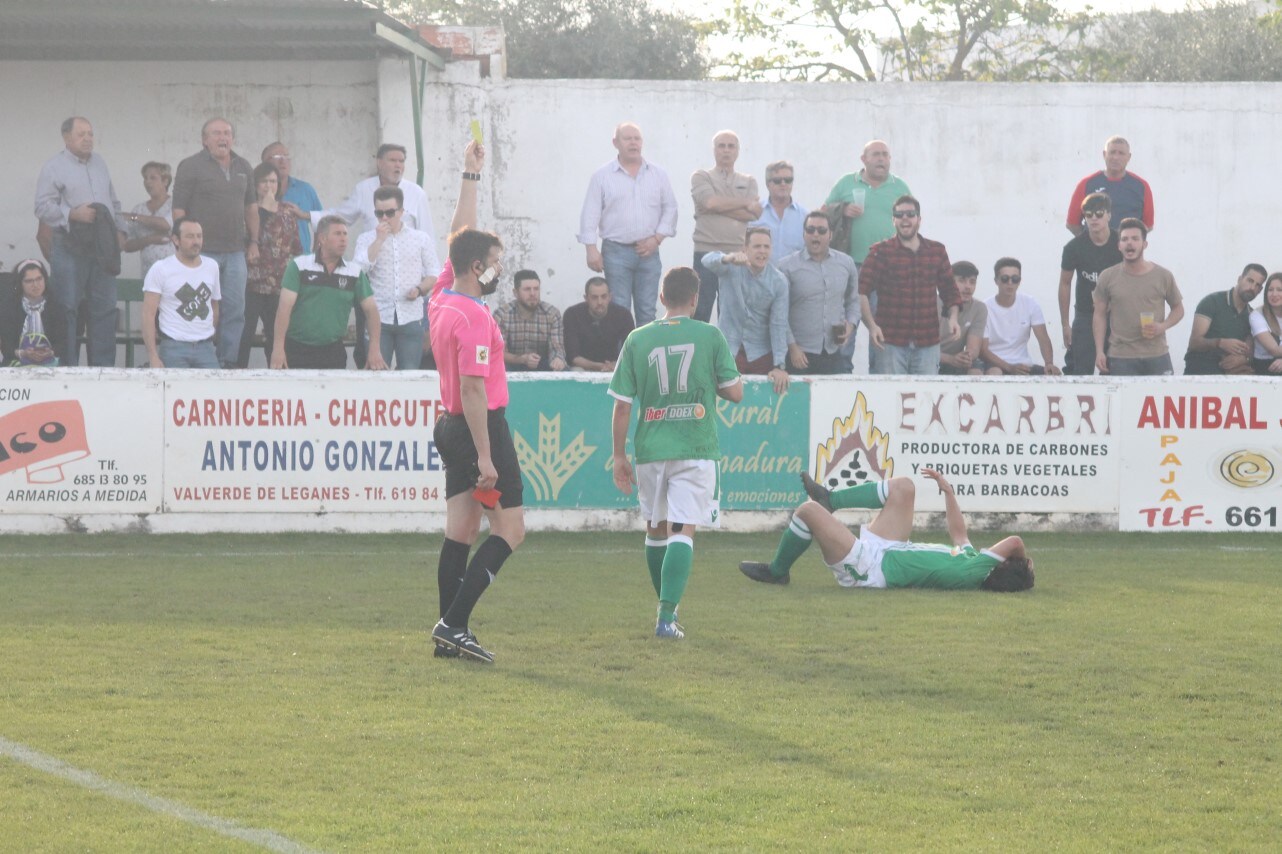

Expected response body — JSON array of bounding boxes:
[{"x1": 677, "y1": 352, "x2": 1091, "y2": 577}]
[{"x1": 476, "y1": 345, "x2": 489, "y2": 365}]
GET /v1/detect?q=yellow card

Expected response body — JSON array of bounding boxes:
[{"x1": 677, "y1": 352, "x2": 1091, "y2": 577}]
[{"x1": 469, "y1": 120, "x2": 483, "y2": 144}]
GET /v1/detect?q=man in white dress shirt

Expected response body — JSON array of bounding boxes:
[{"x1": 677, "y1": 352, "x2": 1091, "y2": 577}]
[
  {"x1": 577, "y1": 122, "x2": 678, "y2": 326},
  {"x1": 353, "y1": 186, "x2": 440, "y2": 369}
]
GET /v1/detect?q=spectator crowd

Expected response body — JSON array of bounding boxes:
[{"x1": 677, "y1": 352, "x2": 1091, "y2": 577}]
[{"x1": 5, "y1": 117, "x2": 1280, "y2": 379}]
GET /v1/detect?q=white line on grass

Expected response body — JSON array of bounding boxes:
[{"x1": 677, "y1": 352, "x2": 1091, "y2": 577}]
[{"x1": 0, "y1": 736, "x2": 321, "y2": 853}]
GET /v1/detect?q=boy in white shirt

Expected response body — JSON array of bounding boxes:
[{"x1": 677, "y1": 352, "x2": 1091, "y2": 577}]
[{"x1": 980, "y1": 257, "x2": 1060, "y2": 376}]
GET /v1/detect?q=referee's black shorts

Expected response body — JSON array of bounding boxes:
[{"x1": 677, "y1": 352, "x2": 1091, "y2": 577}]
[{"x1": 433, "y1": 407, "x2": 525, "y2": 507}]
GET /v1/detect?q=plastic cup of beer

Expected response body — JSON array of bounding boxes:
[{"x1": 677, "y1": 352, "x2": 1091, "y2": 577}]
[{"x1": 1140, "y1": 311, "x2": 1155, "y2": 334}]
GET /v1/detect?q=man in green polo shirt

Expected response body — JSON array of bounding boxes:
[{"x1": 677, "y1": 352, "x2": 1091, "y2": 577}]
[
  {"x1": 270, "y1": 215, "x2": 386, "y2": 370},
  {"x1": 1183, "y1": 264, "x2": 1265, "y2": 375},
  {"x1": 824, "y1": 140, "x2": 911, "y2": 371}
]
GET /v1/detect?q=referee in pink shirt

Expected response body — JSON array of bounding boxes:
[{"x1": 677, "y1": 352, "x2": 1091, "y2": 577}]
[{"x1": 428, "y1": 228, "x2": 526, "y2": 664}]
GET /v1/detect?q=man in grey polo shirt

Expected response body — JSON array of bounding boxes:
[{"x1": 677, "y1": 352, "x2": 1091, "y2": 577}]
[
  {"x1": 173, "y1": 117, "x2": 258, "y2": 368},
  {"x1": 33, "y1": 116, "x2": 128, "y2": 366},
  {"x1": 777, "y1": 210, "x2": 860, "y2": 374},
  {"x1": 692, "y1": 130, "x2": 760, "y2": 323}
]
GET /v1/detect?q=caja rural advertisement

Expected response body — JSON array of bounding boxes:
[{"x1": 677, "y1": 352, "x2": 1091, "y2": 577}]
[{"x1": 506, "y1": 375, "x2": 810, "y2": 510}]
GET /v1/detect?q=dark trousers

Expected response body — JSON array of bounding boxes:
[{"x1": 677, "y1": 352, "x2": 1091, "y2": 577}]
[
  {"x1": 786, "y1": 349, "x2": 847, "y2": 375},
  {"x1": 693, "y1": 251, "x2": 719, "y2": 322},
  {"x1": 284, "y1": 337, "x2": 346, "y2": 369},
  {"x1": 237, "y1": 290, "x2": 279, "y2": 368}
]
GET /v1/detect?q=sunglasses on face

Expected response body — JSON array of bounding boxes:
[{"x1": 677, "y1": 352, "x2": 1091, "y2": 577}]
[
  {"x1": 769, "y1": 177, "x2": 794, "y2": 184},
  {"x1": 1083, "y1": 210, "x2": 1109, "y2": 219},
  {"x1": 892, "y1": 210, "x2": 917, "y2": 219},
  {"x1": 374, "y1": 208, "x2": 401, "y2": 219},
  {"x1": 999, "y1": 274, "x2": 1022, "y2": 284},
  {"x1": 804, "y1": 225, "x2": 829, "y2": 235}
]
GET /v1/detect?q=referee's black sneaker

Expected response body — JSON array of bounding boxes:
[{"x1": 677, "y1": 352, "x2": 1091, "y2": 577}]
[
  {"x1": 739, "y1": 561, "x2": 789, "y2": 585},
  {"x1": 432, "y1": 620, "x2": 494, "y2": 663}
]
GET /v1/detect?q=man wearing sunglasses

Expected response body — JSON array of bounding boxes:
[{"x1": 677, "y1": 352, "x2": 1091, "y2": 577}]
[
  {"x1": 858, "y1": 195, "x2": 960, "y2": 375},
  {"x1": 1059, "y1": 192, "x2": 1121, "y2": 374},
  {"x1": 749, "y1": 160, "x2": 807, "y2": 263},
  {"x1": 980, "y1": 258, "x2": 1060, "y2": 376},
  {"x1": 353, "y1": 186, "x2": 438, "y2": 369},
  {"x1": 777, "y1": 211, "x2": 859, "y2": 375}
]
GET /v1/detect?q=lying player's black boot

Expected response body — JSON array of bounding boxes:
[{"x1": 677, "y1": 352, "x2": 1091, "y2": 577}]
[
  {"x1": 800, "y1": 472, "x2": 834, "y2": 512},
  {"x1": 739, "y1": 561, "x2": 789, "y2": 585}
]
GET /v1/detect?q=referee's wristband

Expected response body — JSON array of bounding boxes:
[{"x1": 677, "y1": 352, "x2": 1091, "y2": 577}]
[{"x1": 462, "y1": 171, "x2": 481, "y2": 181}]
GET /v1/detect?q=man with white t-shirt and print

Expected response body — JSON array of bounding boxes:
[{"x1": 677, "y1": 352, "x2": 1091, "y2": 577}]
[
  {"x1": 142, "y1": 218, "x2": 221, "y2": 369},
  {"x1": 980, "y1": 257, "x2": 1060, "y2": 376}
]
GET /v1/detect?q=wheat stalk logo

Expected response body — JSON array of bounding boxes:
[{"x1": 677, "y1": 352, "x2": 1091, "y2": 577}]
[{"x1": 513, "y1": 413, "x2": 597, "y2": 501}]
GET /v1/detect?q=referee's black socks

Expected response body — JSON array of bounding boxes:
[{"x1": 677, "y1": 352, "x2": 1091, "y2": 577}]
[
  {"x1": 438, "y1": 538, "x2": 472, "y2": 618},
  {"x1": 442, "y1": 535, "x2": 513, "y2": 629}
]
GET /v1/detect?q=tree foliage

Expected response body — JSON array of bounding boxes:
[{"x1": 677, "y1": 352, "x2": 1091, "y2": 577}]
[
  {"x1": 1085, "y1": 1, "x2": 1282, "y2": 82},
  {"x1": 718, "y1": 0, "x2": 1096, "y2": 81},
  {"x1": 715, "y1": 0, "x2": 1282, "y2": 83},
  {"x1": 394, "y1": 0, "x2": 711, "y2": 80}
]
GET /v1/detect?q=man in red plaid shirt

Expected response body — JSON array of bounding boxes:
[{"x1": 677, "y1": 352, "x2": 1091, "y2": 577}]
[{"x1": 858, "y1": 195, "x2": 962, "y2": 375}]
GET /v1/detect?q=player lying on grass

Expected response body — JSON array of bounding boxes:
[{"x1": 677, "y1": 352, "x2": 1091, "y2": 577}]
[{"x1": 739, "y1": 468, "x2": 1034, "y2": 592}]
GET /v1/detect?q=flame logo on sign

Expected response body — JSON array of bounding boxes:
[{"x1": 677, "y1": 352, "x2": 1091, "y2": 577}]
[
  {"x1": 814, "y1": 391, "x2": 893, "y2": 489},
  {"x1": 1219, "y1": 450, "x2": 1274, "y2": 488}
]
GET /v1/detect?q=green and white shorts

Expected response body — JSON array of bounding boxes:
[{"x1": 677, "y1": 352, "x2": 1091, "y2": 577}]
[
  {"x1": 635, "y1": 459, "x2": 721, "y2": 528},
  {"x1": 828, "y1": 527, "x2": 893, "y2": 588}
]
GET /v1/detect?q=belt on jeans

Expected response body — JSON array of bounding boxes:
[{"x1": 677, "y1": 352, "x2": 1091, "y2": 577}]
[
  {"x1": 602, "y1": 239, "x2": 642, "y2": 248},
  {"x1": 158, "y1": 331, "x2": 214, "y2": 343}
]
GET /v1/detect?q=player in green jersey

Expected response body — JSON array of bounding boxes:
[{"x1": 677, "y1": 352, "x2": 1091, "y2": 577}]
[
  {"x1": 740, "y1": 468, "x2": 1034, "y2": 592},
  {"x1": 610, "y1": 267, "x2": 743, "y2": 638}
]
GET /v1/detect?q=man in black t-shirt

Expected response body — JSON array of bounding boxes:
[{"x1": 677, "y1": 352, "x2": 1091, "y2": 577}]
[
  {"x1": 1058, "y1": 193, "x2": 1121, "y2": 374},
  {"x1": 564, "y1": 276, "x2": 635, "y2": 372}
]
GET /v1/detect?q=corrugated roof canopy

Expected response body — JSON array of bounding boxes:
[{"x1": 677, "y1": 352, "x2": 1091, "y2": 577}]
[{"x1": 0, "y1": 0, "x2": 446, "y2": 65}]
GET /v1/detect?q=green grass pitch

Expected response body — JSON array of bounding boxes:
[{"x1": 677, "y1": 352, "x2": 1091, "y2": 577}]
[{"x1": 2, "y1": 530, "x2": 1280, "y2": 851}]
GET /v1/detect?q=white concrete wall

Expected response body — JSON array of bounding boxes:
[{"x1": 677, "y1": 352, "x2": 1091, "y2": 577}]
[
  {"x1": 420, "y1": 79, "x2": 1282, "y2": 373},
  {"x1": 6, "y1": 67, "x2": 1280, "y2": 375},
  {"x1": 1, "y1": 60, "x2": 382, "y2": 279}
]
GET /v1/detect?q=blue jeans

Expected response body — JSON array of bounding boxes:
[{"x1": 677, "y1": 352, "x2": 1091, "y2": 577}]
[
  {"x1": 1107, "y1": 353, "x2": 1173, "y2": 376},
  {"x1": 49, "y1": 231, "x2": 118, "y2": 366},
  {"x1": 158, "y1": 338, "x2": 219, "y2": 368},
  {"x1": 379, "y1": 319, "x2": 424, "y2": 370},
  {"x1": 203, "y1": 251, "x2": 246, "y2": 368},
  {"x1": 601, "y1": 240, "x2": 661, "y2": 326},
  {"x1": 876, "y1": 342, "x2": 941, "y2": 375},
  {"x1": 693, "y1": 251, "x2": 719, "y2": 322}
]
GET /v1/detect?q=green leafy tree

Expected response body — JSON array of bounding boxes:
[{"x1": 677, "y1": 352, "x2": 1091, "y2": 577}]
[
  {"x1": 1086, "y1": 1, "x2": 1282, "y2": 82},
  {"x1": 395, "y1": 0, "x2": 711, "y2": 79},
  {"x1": 719, "y1": 0, "x2": 1094, "y2": 81}
]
